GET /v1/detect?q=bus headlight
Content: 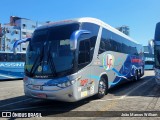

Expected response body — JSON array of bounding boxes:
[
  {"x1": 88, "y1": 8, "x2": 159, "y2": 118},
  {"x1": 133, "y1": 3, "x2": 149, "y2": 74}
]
[
  {"x1": 57, "y1": 79, "x2": 75, "y2": 88},
  {"x1": 70, "y1": 80, "x2": 75, "y2": 84},
  {"x1": 61, "y1": 83, "x2": 66, "y2": 87},
  {"x1": 57, "y1": 84, "x2": 62, "y2": 87},
  {"x1": 65, "y1": 81, "x2": 70, "y2": 87}
]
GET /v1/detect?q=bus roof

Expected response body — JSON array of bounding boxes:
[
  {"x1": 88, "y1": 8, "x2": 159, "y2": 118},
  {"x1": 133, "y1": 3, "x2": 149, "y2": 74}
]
[{"x1": 37, "y1": 17, "x2": 140, "y2": 45}]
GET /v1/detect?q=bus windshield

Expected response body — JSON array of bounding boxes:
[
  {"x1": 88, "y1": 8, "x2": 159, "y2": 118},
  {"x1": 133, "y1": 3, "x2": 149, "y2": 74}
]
[
  {"x1": 25, "y1": 23, "x2": 80, "y2": 78},
  {"x1": 154, "y1": 45, "x2": 160, "y2": 68}
]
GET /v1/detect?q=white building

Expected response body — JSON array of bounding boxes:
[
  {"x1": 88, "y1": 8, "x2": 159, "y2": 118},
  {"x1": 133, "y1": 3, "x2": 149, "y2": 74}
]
[{"x1": 0, "y1": 16, "x2": 42, "y2": 52}]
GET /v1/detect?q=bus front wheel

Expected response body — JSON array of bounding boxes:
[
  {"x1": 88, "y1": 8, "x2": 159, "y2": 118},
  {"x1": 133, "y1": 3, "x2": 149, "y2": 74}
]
[{"x1": 96, "y1": 77, "x2": 107, "y2": 99}]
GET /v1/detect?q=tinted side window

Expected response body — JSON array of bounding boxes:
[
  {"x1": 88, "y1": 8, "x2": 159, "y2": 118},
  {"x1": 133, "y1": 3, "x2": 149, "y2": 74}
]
[
  {"x1": 78, "y1": 40, "x2": 90, "y2": 64},
  {"x1": 81, "y1": 22, "x2": 99, "y2": 36},
  {"x1": 99, "y1": 28, "x2": 141, "y2": 55},
  {"x1": 99, "y1": 28, "x2": 122, "y2": 54},
  {"x1": 99, "y1": 29, "x2": 110, "y2": 54},
  {"x1": 7, "y1": 53, "x2": 15, "y2": 62},
  {"x1": 0, "y1": 53, "x2": 7, "y2": 61},
  {"x1": 0, "y1": 53, "x2": 25, "y2": 62},
  {"x1": 81, "y1": 23, "x2": 99, "y2": 60},
  {"x1": 8, "y1": 53, "x2": 26, "y2": 62},
  {"x1": 21, "y1": 54, "x2": 26, "y2": 61},
  {"x1": 14, "y1": 54, "x2": 21, "y2": 62}
]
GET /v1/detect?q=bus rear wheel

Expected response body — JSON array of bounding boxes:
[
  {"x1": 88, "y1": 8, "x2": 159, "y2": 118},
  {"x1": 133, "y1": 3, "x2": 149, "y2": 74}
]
[{"x1": 96, "y1": 77, "x2": 107, "y2": 99}]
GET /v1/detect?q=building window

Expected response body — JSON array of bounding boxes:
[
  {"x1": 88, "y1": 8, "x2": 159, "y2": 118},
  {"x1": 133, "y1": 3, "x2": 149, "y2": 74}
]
[
  {"x1": 14, "y1": 38, "x2": 17, "y2": 41},
  {"x1": 6, "y1": 29, "x2": 10, "y2": 33},
  {"x1": 22, "y1": 32, "x2": 26, "y2": 35},
  {"x1": 22, "y1": 24, "x2": 26, "y2": 29},
  {"x1": 6, "y1": 38, "x2": 11, "y2": 42},
  {"x1": 6, "y1": 45, "x2": 10, "y2": 50},
  {"x1": 32, "y1": 25, "x2": 36, "y2": 28},
  {"x1": 15, "y1": 30, "x2": 19, "y2": 34},
  {"x1": 22, "y1": 48, "x2": 26, "y2": 51},
  {"x1": 26, "y1": 33, "x2": 32, "y2": 38}
]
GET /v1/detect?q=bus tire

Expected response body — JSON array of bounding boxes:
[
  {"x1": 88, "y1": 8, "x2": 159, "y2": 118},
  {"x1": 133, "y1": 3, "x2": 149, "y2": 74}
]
[
  {"x1": 134, "y1": 70, "x2": 139, "y2": 81},
  {"x1": 139, "y1": 69, "x2": 142, "y2": 77},
  {"x1": 96, "y1": 77, "x2": 107, "y2": 99}
]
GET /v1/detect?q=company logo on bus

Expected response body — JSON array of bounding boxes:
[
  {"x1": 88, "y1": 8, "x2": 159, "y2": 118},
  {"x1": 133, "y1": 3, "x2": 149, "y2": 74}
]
[{"x1": 103, "y1": 54, "x2": 115, "y2": 70}]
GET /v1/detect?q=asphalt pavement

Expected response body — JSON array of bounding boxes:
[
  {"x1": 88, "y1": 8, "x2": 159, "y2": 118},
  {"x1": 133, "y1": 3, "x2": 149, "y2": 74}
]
[{"x1": 0, "y1": 70, "x2": 159, "y2": 120}]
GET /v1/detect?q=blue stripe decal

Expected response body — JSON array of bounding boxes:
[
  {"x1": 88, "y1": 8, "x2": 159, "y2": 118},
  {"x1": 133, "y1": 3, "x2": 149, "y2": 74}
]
[
  {"x1": 90, "y1": 54, "x2": 144, "y2": 86},
  {"x1": 43, "y1": 77, "x2": 69, "y2": 86},
  {"x1": 112, "y1": 68, "x2": 124, "y2": 76},
  {"x1": 90, "y1": 75, "x2": 100, "y2": 80},
  {"x1": 109, "y1": 78, "x2": 123, "y2": 85}
]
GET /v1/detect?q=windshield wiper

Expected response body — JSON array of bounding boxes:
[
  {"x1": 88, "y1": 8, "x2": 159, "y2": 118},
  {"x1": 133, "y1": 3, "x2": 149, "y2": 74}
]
[
  {"x1": 29, "y1": 45, "x2": 45, "y2": 77},
  {"x1": 46, "y1": 45, "x2": 57, "y2": 77}
]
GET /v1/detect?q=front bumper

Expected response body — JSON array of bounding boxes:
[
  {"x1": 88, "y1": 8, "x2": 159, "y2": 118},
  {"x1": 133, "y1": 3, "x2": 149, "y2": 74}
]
[{"x1": 24, "y1": 85, "x2": 78, "y2": 102}]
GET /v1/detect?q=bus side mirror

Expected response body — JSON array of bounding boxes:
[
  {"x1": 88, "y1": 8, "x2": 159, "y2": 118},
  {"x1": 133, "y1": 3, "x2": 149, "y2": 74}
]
[
  {"x1": 70, "y1": 30, "x2": 90, "y2": 50},
  {"x1": 148, "y1": 40, "x2": 154, "y2": 54},
  {"x1": 13, "y1": 38, "x2": 31, "y2": 54},
  {"x1": 155, "y1": 22, "x2": 160, "y2": 41}
]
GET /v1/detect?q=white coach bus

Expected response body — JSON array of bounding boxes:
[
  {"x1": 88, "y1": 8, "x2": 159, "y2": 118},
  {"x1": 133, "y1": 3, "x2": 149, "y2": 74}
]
[{"x1": 13, "y1": 17, "x2": 144, "y2": 102}]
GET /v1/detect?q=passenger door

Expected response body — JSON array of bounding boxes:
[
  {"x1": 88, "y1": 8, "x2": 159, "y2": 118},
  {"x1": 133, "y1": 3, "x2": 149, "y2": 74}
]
[{"x1": 76, "y1": 35, "x2": 93, "y2": 99}]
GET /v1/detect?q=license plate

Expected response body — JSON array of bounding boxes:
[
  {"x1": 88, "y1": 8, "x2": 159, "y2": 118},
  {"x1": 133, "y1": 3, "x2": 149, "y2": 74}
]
[{"x1": 37, "y1": 93, "x2": 47, "y2": 98}]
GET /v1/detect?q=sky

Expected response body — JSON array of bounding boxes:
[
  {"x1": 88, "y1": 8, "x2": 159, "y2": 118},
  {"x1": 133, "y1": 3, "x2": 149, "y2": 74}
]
[{"x1": 0, "y1": 0, "x2": 159, "y2": 46}]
